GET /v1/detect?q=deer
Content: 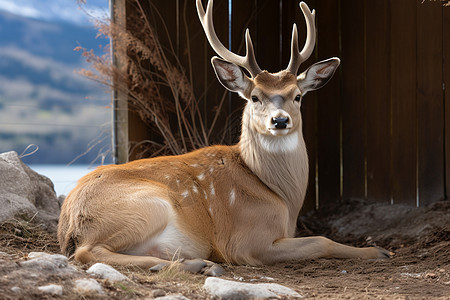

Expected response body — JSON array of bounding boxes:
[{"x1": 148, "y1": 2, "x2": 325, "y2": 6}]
[{"x1": 58, "y1": 0, "x2": 392, "y2": 276}]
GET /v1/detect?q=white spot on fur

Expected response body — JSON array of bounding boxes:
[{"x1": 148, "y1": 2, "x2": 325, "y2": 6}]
[
  {"x1": 229, "y1": 189, "x2": 236, "y2": 206},
  {"x1": 164, "y1": 175, "x2": 170, "y2": 180},
  {"x1": 181, "y1": 191, "x2": 189, "y2": 198},
  {"x1": 190, "y1": 164, "x2": 200, "y2": 168},
  {"x1": 192, "y1": 185, "x2": 198, "y2": 193},
  {"x1": 210, "y1": 183, "x2": 215, "y2": 196},
  {"x1": 197, "y1": 173, "x2": 205, "y2": 181},
  {"x1": 258, "y1": 133, "x2": 299, "y2": 153},
  {"x1": 209, "y1": 167, "x2": 215, "y2": 173},
  {"x1": 208, "y1": 205, "x2": 213, "y2": 214},
  {"x1": 203, "y1": 190, "x2": 208, "y2": 200},
  {"x1": 176, "y1": 179, "x2": 180, "y2": 185}
]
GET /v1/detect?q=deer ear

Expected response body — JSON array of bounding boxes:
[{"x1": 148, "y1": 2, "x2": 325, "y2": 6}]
[
  {"x1": 297, "y1": 58, "x2": 340, "y2": 95},
  {"x1": 211, "y1": 57, "x2": 252, "y2": 96}
]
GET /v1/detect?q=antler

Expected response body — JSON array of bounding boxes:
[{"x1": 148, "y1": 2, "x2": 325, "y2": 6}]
[
  {"x1": 196, "y1": 0, "x2": 262, "y2": 78},
  {"x1": 286, "y1": 2, "x2": 316, "y2": 75}
]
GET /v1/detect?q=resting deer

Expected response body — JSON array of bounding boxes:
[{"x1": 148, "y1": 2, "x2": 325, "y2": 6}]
[{"x1": 58, "y1": 0, "x2": 392, "y2": 275}]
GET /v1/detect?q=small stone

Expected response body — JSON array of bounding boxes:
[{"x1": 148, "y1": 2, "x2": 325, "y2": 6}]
[
  {"x1": 74, "y1": 278, "x2": 105, "y2": 295},
  {"x1": 155, "y1": 295, "x2": 190, "y2": 300},
  {"x1": 38, "y1": 284, "x2": 63, "y2": 295},
  {"x1": 341, "y1": 270, "x2": 348, "y2": 274},
  {"x1": 204, "y1": 277, "x2": 302, "y2": 299},
  {"x1": 260, "y1": 276, "x2": 275, "y2": 281},
  {"x1": 400, "y1": 272, "x2": 422, "y2": 279},
  {"x1": 152, "y1": 289, "x2": 166, "y2": 297},
  {"x1": 11, "y1": 287, "x2": 21, "y2": 293},
  {"x1": 87, "y1": 263, "x2": 128, "y2": 282}
]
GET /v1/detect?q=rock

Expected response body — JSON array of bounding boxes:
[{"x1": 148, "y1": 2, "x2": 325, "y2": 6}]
[
  {"x1": 0, "y1": 151, "x2": 59, "y2": 231},
  {"x1": 155, "y1": 295, "x2": 190, "y2": 300},
  {"x1": 20, "y1": 252, "x2": 78, "y2": 276},
  {"x1": 11, "y1": 287, "x2": 21, "y2": 293},
  {"x1": 38, "y1": 284, "x2": 63, "y2": 295},
  {"x1": 87, "y1": 263, "x2": 128, "y2": 282},
  {"x1": 203, "y1": 277, "x2": 302, "y2": 299},
  {"x1": 152, "y1": 289, "x2": 166, "y2": 297},
  {"x1": 74, "y1": 278, "x2": 105, "y2": 295}
]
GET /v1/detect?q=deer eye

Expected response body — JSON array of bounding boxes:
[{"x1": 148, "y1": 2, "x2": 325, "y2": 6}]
[
  {"x1": 251, "y1": 96, "x2": 259, "y2": 103},
  {"x1": 294, "y1": 95, "x2": 301, "y2": 102}
]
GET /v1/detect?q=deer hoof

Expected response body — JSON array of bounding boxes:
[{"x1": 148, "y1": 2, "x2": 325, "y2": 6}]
[
  {"x1": 374, "y1": 247, "x2": 395, "y2": 259},
  {"x1": 149, "y1": 262, "x2": 170, "y2": 272},
  {"x1": 180, "y1": 258, "x2": 208, "y2": 273},
  {"x1": 202, "y1": 263, "x2": 225, "y2": 277}
]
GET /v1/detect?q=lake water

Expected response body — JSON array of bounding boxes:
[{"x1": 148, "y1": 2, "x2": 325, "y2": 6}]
[{"x1": 29, "y1": 164, "x2": 100, "y2": 196}]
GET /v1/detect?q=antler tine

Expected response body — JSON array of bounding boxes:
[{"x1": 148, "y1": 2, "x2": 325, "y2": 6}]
[
  {"x1": 286, "y1": 2, "x2": 316, "y2": 75},
  {"x1": 196, "y1": 0, "x2": 262, "y2": 78}
]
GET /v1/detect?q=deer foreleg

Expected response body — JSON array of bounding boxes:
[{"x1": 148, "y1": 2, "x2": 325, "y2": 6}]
[{"x1": 260, "y1": 236, "x2": 392, "y2": 264}]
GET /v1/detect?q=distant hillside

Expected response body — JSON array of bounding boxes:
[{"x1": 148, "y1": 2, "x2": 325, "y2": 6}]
[{"x1": 0, "y1": 10, "x2": 112, "y2": 164}]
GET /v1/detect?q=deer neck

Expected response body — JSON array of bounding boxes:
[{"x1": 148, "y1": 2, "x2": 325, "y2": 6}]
[{"x1": 238, "y1": 116, "x2": 309, "y2": 230}]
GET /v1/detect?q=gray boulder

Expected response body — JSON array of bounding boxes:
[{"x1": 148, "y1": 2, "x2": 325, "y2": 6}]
[{"x1": 0, "y1": 151, "x2": 60, "y2": 231}]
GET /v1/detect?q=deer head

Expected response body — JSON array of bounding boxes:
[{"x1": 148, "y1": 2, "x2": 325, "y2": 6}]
[{"x1": 197, "y1": 0, "x2": 340, "y2": 140}]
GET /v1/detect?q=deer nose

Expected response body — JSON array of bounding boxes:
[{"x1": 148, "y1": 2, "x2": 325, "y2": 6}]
[{"x1": 272, "y1": 117, "x2": 289, "y2": 129}]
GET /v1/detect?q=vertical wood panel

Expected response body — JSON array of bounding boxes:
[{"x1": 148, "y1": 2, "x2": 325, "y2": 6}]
[
  {"x1": 417, "y1": 1, "x2": 444, "y2": 205},
  {"x1": 390, "y1": 0, "x2": 417, "y2": 205},
  {"x1": 365, "y1": 0, "x2": 391, "y2": 203},
  {"x1": 205, "y1": 0, "x2": 230, "y2": 143},
  {"x1": 445, "y1": 3, "x2": 450, "y2": 199},
  {"x1": 316, "y1": 0, "x2": 341, "y2": 207},
  {"x1": 127, "y1": 0, "x2": 157, "y2": 161},
  {"x1": 229, "y1": 0, "x2": 255, "y2": 144},
  {"x1": 341, "y1": 0, "x2": 366, "y2": 200},
  {"x1": 255, "y1": 0, "x2": 282, "y2": 73}
]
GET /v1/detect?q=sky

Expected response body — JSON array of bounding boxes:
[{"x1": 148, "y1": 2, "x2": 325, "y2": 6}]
[{"x1": 0, "y1": 0, "x2": 109, "y2": 25}]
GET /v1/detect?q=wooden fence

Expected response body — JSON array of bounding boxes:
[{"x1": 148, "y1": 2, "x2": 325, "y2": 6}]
[{"x1": 116, "y1": 0, "x2": 450, "y2": 211}]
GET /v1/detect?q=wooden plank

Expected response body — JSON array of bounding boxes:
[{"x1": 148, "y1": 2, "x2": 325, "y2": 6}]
[
  {"x1": 365, "y1": 0, "x2": 391, "y2": 203},
  {"x1": 203, "y1": 0, "x2": 230, "y2": 145},
  {"x1": 390, "y1": 0, "x2": 417, "y2": 205},
  {"x1": 445, "y1": 2, "x2": 450, "y2": 199},
  {"x1": 126, "y1": 0, "x2": 154, "y2": 161},
  {"x1": 228, "y1": 0, "x2": 256, "y2": 145},
  {"x1": 111, "y1": 0, "x2": 129, "y2": 163},
  {"x1": 255, "y1": 0, "x2": 282, "y2": 73},
  {"x1": 180, "y1": 0, "x2": 207, "y2": 149},
  {"x1": 341, "y1": 0, "x2": 366, "y2": 200},
  {"x1": 315, "y1": 0, "x2": 341, "y2": 207},
  {"x1": 417, "y1": 1, "x2": 444, "y2": 205}
]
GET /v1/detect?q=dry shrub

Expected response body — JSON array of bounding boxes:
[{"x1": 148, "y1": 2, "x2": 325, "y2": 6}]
[
  {"x1": 0, "y1": 218, "x2": 59, "y2": 255},
  {"x1": 77, "y1": 0, "x2": 232, "y2": 159}
]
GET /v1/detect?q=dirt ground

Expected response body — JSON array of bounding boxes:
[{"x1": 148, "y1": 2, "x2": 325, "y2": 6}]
[{"x1": 0, "y1": 200, "x2": 449, "y2": 299}]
